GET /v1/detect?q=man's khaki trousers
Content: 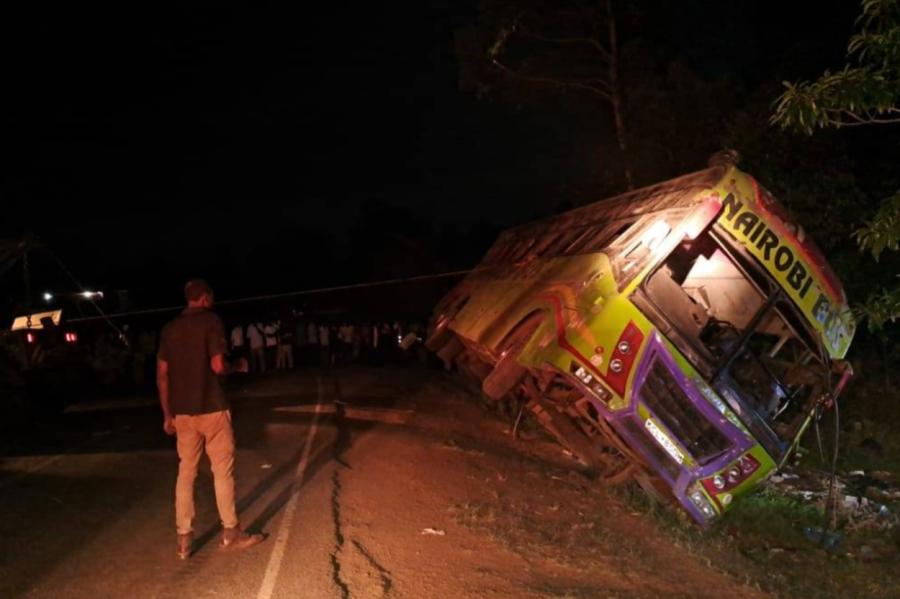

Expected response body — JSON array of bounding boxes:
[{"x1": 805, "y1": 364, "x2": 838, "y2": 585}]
[{"x1": 174, "y1": 410, "x2": 239, "y2": 534}]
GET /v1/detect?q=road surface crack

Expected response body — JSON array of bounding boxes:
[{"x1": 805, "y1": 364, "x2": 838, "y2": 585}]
[
  {"x1": 329, "y1": 376, "x2": 352, "y2": 599},
  {"x1": 352, "y1": 539, "x2": 393, "y2": 595},
  {"x1": 329, "y1": 469, "x2": 351, "y2": 599}
]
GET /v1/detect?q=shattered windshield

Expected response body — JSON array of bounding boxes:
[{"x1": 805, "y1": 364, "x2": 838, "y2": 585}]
[{"x1": 641, "y1": 228, "x2": 828, "y2": 443}]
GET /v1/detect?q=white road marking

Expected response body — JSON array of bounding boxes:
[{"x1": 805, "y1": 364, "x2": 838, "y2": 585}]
[{"x1": 256, "y1": 376, "x2": 325, "y2": 599}]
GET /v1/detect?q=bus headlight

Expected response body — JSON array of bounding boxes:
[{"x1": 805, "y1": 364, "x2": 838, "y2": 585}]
[{"x1": 688, "y1": 485, "x2": 717, "y2": 519}]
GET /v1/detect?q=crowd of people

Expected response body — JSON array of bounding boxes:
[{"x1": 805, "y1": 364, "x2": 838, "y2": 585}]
[
  {"x1": 226, "y1": 311, "x2": 428, "y2": 373},
  {"x1": 0, "y1": 306, "x2": 432, "y2": 413}
]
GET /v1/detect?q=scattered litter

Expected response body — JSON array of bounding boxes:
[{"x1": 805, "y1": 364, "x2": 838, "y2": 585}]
[
  {"x1": 762, "y1": 466, "x2": 899, "y2": 534},
  {"x1": 421, "y1": 528, "x2": 445, "y2": 536},
  {"x1": 803, "y1": 527, "x2": 843, "y2": 551},
  {"x1": 843, "y1": 495, "x2": 864, "y2": 510},
  {"x1": 260, "y1": 463, "x2": 273, "y2": 469}
]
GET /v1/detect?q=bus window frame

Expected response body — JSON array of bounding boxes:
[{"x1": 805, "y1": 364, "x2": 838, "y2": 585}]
[{"x1": 631, "y1": 222, "x2": 829, "y2": 460}]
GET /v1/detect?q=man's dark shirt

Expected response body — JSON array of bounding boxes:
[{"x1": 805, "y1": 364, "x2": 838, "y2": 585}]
[{"x1": 158, "y1": 307, "x2": 228, "y2": 415}]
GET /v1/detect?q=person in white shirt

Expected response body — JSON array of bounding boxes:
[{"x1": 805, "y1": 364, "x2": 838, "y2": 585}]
[
  {"x1": 230, "y1": 325, "x2": 245, "y2": 352},
  {"x1": 246, "y1": 322, "x2": 266, "y2": 373},
  {"x1": 318, "y1": 323, "x2": 331, "y2": 367},
  {"x1": 263, "y1": 320, "x2": 278, "y2": 368},
  {"x1": 337, "y1": 323, "x2": 354, "y2": 363},
  {"x1": 276, "y1": 320, "x2": 294, "y2": 370}
]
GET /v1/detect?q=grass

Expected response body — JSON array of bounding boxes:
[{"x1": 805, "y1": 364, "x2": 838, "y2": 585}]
[{"x1": 444, "y1": 358, "x2": 900, "y2": 598}]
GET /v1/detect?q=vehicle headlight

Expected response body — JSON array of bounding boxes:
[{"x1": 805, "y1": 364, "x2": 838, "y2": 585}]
[
  {"x1": 712, "y1": 475, "x2": 726, "y2": 490},
  {"x1": 688, "y1": 486, "x2": 717, "y2": 519},
  {"x1": 616, "y1": 340, "x2": 631, "y2": 355},
  {"x1": 609, "y1": 358, "x2": 624, "y2": 373}
]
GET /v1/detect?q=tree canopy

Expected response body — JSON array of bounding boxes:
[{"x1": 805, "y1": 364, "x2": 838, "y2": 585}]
[{"x1": 772, "y1": 0, "x2": 900, "y2": 133}]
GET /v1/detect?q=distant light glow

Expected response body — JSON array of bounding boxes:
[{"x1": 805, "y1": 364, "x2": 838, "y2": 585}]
[{"x1": 43, "y1": 292, "x2": 53, "y2": 301}]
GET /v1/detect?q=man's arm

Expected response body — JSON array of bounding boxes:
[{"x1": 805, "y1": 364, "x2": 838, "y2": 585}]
[
  {"x1": 157, "y1": 358, "x2": 175, "y2": 435},
  {"x1": 209, "y1": 314, "x2": 247, "y2": 375}
]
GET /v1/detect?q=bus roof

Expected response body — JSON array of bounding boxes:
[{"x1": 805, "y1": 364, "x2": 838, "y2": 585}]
[{"x1": 500, "y1": 165, "x2": 727, "y2": 243}]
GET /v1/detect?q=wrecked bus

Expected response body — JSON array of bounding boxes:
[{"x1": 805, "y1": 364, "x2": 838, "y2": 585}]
[{"x1": 426, "y1": 151, "x2": 855, "y2": 524}]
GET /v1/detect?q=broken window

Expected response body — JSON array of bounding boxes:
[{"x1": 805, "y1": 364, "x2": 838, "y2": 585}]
[
  {"x1": 728, "y1": 301, "x2": 827, "y2": 439},
  {"x1": 641, "y1": 230, "x2": 828, "y2": 444},
  {"x1": 644, "y1": 233, "x2": 767, "y2": 360}
]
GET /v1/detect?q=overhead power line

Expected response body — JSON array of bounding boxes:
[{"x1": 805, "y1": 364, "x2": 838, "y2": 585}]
[{"x1": 66, "y1": 268, "x2": 475, "y2": 324}]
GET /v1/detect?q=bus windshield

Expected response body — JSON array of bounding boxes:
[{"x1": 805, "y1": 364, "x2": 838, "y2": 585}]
[{"x1": 640, "y1": 227, "x2": 829, "y2": 446}]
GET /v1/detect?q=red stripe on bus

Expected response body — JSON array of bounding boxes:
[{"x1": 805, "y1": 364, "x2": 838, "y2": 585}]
[{"x1": 541, "y1": 293, "x2": 614, "y2": 386}]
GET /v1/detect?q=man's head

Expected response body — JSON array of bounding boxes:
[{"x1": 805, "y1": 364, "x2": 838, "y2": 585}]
[{"x1": 184, "y1": 279, "x2": 214, "y2": 308}]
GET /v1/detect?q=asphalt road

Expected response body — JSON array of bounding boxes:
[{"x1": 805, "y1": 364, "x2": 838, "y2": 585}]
[{"x1": 0, "y1": 367, "x2": 417, "y2": 599}]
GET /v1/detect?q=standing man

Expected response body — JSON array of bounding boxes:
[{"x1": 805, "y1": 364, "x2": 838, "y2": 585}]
[
  {"x1": 276, "y1": 317, "x2": 294, "y2": 370},
  {"x1": 229, "y1": 322, "x2": 246, "y2": 359},
  {"x1": 263, "y1": 319, "x2": 279, "y2": 368},
  {"x1": 157, "y1": 279, "x2": 264, "y2": 559},
  {"x1": 246, "y1": 321, "x2": 266, "y2": 373}
]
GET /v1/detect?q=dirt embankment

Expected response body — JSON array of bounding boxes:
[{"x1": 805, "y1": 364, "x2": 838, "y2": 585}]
[{"x1": 332, "y1": 372, "x2": 769, "y2": 599}]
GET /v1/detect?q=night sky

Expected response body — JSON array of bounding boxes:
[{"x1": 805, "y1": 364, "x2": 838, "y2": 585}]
[{"x1": 0, "y1": 1, "x2": 861, "y2": 311}]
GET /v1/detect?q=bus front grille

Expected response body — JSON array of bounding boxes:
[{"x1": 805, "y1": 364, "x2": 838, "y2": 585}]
[
  {"x1": 640, "y1": 359, "x2": 731, "y2": 463},
  {"x1": 619, "y1": 417, "x2": 682, "y2": 482}
]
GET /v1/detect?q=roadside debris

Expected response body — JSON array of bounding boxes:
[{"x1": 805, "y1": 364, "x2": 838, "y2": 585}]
[
  {"x1": 763, "y1": 467, "x2": 899, "y2": 534},
  {"x1": 420, "y1": 527, "x2": 446, "y2": 536}
]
